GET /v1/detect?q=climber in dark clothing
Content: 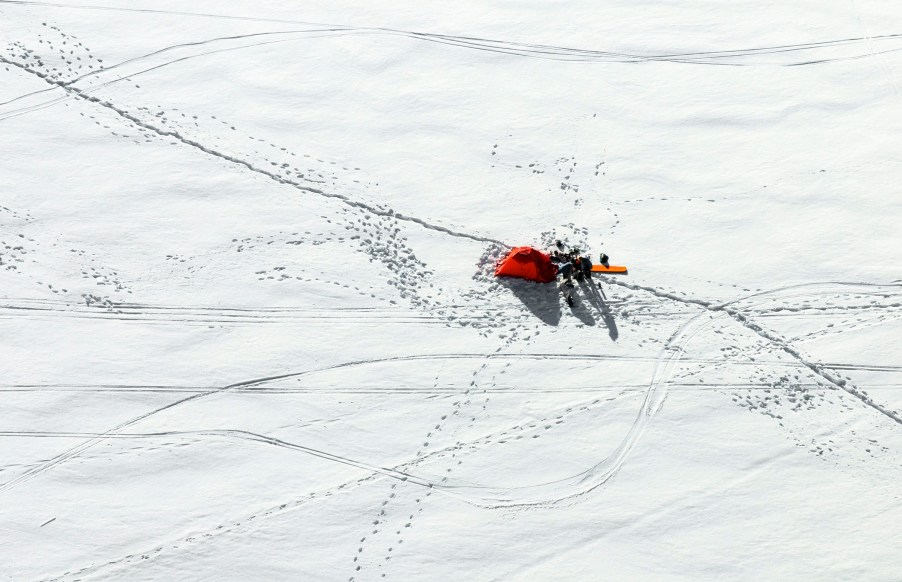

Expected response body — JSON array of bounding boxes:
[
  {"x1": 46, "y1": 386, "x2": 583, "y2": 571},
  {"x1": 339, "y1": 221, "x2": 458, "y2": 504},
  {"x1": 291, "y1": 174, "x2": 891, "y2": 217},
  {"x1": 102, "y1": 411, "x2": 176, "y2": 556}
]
[
  {"x1": 566, "y1": 248, "x2": 593, "y2": 282},
  {"x1": 551, "y1": 250, "x2": 574, "y2": 284},
  {"x1": 550, "y1": 248, "x2": 576, "y2": 306},
  {"x1": 578, "y1": 254, "x2": 593, "y2": 279}
]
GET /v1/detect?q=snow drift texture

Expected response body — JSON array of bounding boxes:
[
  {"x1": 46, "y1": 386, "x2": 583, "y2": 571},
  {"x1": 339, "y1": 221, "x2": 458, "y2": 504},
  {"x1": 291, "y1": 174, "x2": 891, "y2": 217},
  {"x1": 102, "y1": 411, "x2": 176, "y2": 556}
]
[{"x1": 1, "y1": 1, "x2": 901, "y2": 581}]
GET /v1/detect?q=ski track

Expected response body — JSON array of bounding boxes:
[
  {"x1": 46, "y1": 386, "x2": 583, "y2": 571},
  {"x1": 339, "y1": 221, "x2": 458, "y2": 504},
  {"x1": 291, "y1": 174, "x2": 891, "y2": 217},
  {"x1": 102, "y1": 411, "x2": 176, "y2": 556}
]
[
  {"x1": 600, "y1": 279, "x2": 902, "y2": 422},
  {"x1": 3, "y1": 276, "x2": 901, "y2": 499},
  {"x1": 3, "y1": 0, "x2": 902, "y2": 69},
  {"x1": 39, "y1": 389, "x2": 640, "y2": 582},
  {"x1": 5, "y1": 282, "x2": 899, "y2": 503},
  {"x1": 20, "y1": 305, "x2": 720, "y2": 580},
  {"x1": 4, "y1": 24, "x2": 902, "y2": 123},
  {"x1": 0, "y1": 54, "x2": 504, "y2": 247},
  {"x1": 0, "y1": 429, "x2": 442, "y2": 491},
  {"x1": 4, "y1": 15, "x2": 902, "y2": 120},
  {"x1": 7, "y1": 381, "x2": 902, "y2": 396}
]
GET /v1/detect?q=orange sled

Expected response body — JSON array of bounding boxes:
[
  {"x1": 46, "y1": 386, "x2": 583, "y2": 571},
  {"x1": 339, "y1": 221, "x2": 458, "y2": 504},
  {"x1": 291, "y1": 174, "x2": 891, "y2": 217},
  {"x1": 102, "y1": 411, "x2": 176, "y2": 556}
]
[{"x1": 591, "y1": 265, "x2": 628, "y2": 274}]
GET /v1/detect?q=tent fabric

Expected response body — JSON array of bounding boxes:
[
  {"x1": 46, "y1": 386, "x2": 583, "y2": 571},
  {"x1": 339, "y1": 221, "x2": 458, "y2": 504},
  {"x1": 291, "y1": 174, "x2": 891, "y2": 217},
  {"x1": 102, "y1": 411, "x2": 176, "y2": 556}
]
[{"x1": 494, "y1": 246, "x2": 558, "y2": 283}]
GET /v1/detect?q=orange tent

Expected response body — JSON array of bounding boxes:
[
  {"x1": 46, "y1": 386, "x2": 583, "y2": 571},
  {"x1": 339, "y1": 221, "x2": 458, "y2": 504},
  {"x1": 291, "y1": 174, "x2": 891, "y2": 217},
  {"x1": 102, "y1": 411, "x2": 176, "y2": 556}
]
[{"x1": 494, "y1": 246, "x2": 558, "y2": 283}]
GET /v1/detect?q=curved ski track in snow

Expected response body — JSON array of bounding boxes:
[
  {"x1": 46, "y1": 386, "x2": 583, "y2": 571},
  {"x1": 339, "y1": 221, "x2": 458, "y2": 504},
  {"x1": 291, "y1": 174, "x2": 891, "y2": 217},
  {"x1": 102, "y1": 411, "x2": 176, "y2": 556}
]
[
  {"x1": 0, "y1": 430, "x2": 441, "y2": 491},
  {"x1": 3, "y1": 0, "x2": 902, "y2": 67},
  {"x1": 456, "y1": 281, "x2": 902, "y2": 506},
  {"x1": 4, "y1": 282, "x2": 899, "y2": 506},
  {"x1": 603, "y1": 279, "x2": 902, "y2": 423},
  {"x1": 4, "y1": 19, "x2": 902, "y2": 119}
]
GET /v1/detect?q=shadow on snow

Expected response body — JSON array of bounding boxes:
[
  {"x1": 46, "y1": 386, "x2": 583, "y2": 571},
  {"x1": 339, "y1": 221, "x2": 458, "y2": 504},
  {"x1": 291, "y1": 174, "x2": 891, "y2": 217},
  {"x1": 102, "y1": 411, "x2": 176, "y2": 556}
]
[
  {"x1": 578, "y1": 277, "x2": 619, "y2": 340},
  {"x1": 499, "y1": 278, "x2": 562, "y2": 326},
  {"x1": 499, "y1": 277, "x2": 619, "y2": 340}
]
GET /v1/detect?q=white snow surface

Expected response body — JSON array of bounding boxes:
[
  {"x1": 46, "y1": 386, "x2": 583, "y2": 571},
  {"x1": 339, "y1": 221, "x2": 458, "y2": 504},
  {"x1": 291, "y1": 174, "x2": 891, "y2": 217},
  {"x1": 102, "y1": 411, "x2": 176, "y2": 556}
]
[{"x1": 2, "y1": 1, "x2": 902, "y2": 580}]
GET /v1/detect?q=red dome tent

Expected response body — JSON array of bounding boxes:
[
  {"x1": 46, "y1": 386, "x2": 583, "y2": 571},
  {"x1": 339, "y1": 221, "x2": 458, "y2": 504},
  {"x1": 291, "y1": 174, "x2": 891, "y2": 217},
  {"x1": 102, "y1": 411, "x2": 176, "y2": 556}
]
[{"x1": 494, "y1": 246, "x2": 558, "y2": 283}]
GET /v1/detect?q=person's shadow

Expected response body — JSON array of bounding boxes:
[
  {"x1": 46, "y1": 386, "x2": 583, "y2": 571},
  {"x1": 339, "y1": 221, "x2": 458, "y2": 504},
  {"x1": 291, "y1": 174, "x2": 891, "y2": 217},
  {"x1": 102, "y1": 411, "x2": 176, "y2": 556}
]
[
  {"x1": 578, "y1": 277, "x2": 619, "y2": 340},
  {"x1": 567, "y1": 283, "x2": 598, "y2": 327},
  {"x1": 500, "y1": 279, "x2": 562, "y2": 326}
]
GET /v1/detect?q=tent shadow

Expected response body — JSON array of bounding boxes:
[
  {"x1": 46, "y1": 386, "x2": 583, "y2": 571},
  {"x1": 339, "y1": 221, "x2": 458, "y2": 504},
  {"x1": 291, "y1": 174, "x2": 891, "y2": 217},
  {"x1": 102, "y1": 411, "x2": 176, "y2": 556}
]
[
  {"x1": 500, "y1": 279, "x2": 563, "y2": 326},
  {"x1": 578, "y1": 278, "x2": 619, "y2": 341}
]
